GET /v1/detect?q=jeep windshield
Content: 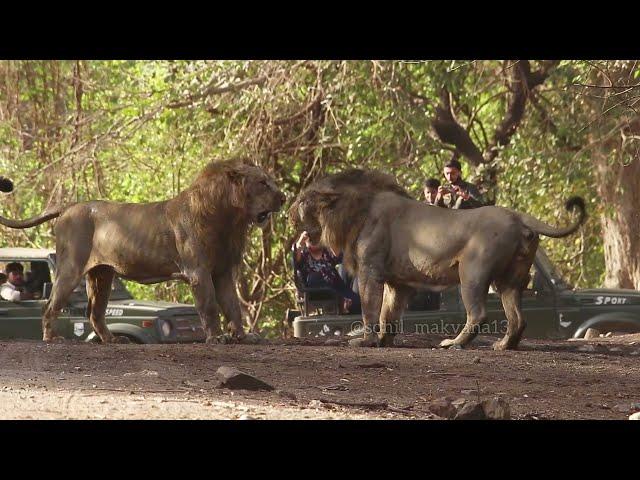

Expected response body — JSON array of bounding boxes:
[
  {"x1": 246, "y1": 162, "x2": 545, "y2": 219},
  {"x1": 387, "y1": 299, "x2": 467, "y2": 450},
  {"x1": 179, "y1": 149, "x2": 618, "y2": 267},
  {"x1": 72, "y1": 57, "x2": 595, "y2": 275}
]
[
  {"x1": 49, "y1": 254, "x2": 134, "y2": 300},
  {"x1": 73, "y1": 276, "x2": 133, "y2": 300},
  {"x1": 536, "y1": 247, "x2": 573, "y2": 290}
]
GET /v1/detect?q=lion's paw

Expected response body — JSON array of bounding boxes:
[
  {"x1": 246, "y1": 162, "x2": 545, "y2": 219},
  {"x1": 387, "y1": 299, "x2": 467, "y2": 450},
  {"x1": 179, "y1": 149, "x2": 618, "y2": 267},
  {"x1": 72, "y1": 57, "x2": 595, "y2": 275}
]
[
  {"x1": 439, "y1": 339, "x2": 463, "y2": 349},
  {"x1": 378, "y1": 334, "x2": 396, "y2": 348},
  {"x1": 239, "y1": 332, "x2": 263, "y2": 345},
  {"x1": 112, "y1": 336, "x2": 132, "y2": 344},
  {"x1": 492, "y1": 340, "x2": 516, "y2": 351},
  {"x1": 348, "y1": 337, "x2": 378, "y2": 348},
  {"x1": 43, "y1": 335, "x2": 66, "y2": 344}
]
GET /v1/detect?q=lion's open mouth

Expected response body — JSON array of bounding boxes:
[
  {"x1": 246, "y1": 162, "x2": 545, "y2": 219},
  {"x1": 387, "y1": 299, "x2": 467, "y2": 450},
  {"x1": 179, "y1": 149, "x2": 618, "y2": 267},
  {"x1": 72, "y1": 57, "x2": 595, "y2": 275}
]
[{"x1": 256, "y1": 210, "x2": 272, "y2": 223}]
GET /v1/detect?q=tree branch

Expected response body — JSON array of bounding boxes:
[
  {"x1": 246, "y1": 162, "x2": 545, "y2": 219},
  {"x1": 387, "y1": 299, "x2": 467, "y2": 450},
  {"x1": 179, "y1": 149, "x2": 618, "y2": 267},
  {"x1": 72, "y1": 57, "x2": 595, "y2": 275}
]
[
  {"x1": 431, "y1": 87, "x2": 485, "y2": 166},
  {"x1": 166, "y1": 75, "x2": 268, "y2": 109},
  {"x1": 272, "y1": 91, "x2": 323, "y2": 125},
  {"x1": 485, "y1": 60, "x2": 559, "y2": 162}
]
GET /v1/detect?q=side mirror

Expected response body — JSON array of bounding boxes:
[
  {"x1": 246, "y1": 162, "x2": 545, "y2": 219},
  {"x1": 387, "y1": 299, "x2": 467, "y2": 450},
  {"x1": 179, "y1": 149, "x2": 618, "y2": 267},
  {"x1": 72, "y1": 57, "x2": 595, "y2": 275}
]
[{"x1": 42, "y1": 282, "x2": 53, "y2": 299}]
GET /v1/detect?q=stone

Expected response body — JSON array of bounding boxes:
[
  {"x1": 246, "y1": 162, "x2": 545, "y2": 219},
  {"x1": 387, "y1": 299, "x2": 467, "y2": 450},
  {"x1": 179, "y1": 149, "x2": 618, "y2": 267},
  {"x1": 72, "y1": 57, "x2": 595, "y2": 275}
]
[
  {"x1": 613, "y1": 402, "x2": 640, "y2": 414},
  {"x1": 629, "y1": 412, "x2": 640, "y2": 420},
  {"x1": 217, "y1": 332, "x2": 264, "y2": 345},
  {"x1": 243, "y1": 332, "x2": 265, "y2": 344},
  {"x1": 308, "y1": 399, "x2": 324, "y2": 409},
  {"x1": 577, "y1": 344, "x2": 597, "y2": 353},
  {"x1": 215, "y1": 366, "x2": 274, "y2": 391},
  {"x1": 583, "y1": 328, "x2": 601, "y2": 340},
  {"x1": 614, "y1": 404, "x2": 629, "y2": 413},
  {"x1": 357, "y1": 362, "x2": 387, "y2": 369},
  {"x1": 452, "y1": 398, "x2": 468, "y2": 410},
  {"x1": 454, "y1": 401, "x2": 486, "y2": 420},
  {"x1": 238, "y1": 414, "x2": 257, "y2": 420},
  {"x1": 481, "y1": 397, "x2": 511, "y2": 420},
  {"x1": 428, "y1": 397, "x2": 457, "y2": 419},
  {"x1": 275, "y1": 389, "x2": 297, "y2": 401}
]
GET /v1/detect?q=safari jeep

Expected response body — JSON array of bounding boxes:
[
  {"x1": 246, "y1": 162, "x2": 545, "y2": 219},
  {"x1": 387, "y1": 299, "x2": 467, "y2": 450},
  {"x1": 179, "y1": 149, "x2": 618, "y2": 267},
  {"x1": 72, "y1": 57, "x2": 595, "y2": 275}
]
[
  {"x1": 0, "y1": 248, "x2": 205, "y2": 343},
  {"x1": 291, "y1": 247, "x2": 640, "y2": 340}
]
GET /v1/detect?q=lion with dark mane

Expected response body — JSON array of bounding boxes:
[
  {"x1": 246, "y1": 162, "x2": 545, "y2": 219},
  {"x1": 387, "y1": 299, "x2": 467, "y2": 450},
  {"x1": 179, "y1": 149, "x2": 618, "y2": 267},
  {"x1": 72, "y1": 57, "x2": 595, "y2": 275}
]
[
  {"x1": 291, "y1": 169, "x2": 586, "y2": 350},
  {"x1": 0, "y1": 159, "x2": 285, "y2": 343}
]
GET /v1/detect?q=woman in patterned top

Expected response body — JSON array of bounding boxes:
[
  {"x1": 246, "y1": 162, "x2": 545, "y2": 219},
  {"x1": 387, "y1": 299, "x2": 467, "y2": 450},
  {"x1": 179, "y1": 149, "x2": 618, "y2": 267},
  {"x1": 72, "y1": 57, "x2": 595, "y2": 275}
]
[{"x1": 293, "y1": 231, "x2": 360, "y2": 313}]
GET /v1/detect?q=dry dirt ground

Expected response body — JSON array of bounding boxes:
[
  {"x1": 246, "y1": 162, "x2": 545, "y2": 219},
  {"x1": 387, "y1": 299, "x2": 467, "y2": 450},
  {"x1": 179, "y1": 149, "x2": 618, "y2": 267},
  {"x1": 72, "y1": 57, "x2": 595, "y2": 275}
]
[{"x1": 1, "y1": 333, "x2": 639, "y2": 420}]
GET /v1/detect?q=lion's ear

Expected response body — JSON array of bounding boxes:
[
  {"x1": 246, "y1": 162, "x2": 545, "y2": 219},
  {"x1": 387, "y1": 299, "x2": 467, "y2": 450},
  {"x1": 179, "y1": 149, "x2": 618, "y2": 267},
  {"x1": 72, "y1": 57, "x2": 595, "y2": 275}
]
[
  {"x1": 226, "y1": 168, "x2": 246, "y2": 208},
  {"x1": 227, "y1": 166, "x2": 244, "y2": 184},
  {"x1": 316, "y1": 191, "x2": 341, "y2": 209}
]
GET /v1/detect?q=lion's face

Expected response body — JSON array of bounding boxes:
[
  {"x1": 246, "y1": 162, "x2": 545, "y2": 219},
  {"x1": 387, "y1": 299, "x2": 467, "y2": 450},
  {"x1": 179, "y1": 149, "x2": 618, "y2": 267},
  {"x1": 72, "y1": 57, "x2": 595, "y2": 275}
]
[
  {"x1": 291, "y1": 199, "x2": 321, "y2": 243},
  {"x1": 237, "y1": 166, "x2": 286, "y2": 229},
  {"x1": 290, "y1": 190, "x2": 338, "y2": 244}
]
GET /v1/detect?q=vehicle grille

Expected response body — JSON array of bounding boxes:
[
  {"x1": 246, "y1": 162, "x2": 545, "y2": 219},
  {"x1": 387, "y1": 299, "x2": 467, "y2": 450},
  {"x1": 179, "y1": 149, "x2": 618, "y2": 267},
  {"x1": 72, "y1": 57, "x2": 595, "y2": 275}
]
[{"x1": 172, "y1": 317, "x2": 206, "y2": 341}]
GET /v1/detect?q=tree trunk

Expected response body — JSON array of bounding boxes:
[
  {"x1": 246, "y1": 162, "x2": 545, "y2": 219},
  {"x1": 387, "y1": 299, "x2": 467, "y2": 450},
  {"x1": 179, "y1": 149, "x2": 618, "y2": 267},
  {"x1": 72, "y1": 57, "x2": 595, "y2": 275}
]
[
  {"x1": 591, "y1": 62, "x2": 640, "y2": 289},
  {"x1": 595, "y1": 129, "x2": 640, "y2": 289}
]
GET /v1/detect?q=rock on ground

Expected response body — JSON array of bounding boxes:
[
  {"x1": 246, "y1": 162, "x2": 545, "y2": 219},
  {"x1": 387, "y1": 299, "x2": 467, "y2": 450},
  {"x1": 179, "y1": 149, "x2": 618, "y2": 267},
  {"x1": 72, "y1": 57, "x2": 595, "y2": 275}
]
[
  {"x1": 216, "y1": 366, "x2": 274, "y2": 391},
  {"x1": 430, "y1": 396, "x2": 511, "y2": 420}
]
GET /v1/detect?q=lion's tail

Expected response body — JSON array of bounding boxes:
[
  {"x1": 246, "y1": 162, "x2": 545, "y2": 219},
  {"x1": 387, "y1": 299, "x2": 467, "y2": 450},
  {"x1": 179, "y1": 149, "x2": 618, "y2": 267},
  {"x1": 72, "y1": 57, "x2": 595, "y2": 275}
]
[
  {"x1": 0, "y1": 206, "x2": 64, "y2": 229},
  {"x1": 519, "y1": 196, "x2": 586, "y2": 238}
]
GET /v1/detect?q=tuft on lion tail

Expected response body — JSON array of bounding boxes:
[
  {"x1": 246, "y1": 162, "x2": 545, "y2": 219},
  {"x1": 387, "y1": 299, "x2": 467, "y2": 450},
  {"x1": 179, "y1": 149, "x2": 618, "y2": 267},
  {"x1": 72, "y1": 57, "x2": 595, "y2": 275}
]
[
  {"x1": 0, "y1": 206, "x2": 64, "y2": 229},
  {"x1": 0, "y1": 176, "x2": 13, "y2": 193},
  {"x1": 519, "y1": 196, "x2": 586, "y2": 238}
]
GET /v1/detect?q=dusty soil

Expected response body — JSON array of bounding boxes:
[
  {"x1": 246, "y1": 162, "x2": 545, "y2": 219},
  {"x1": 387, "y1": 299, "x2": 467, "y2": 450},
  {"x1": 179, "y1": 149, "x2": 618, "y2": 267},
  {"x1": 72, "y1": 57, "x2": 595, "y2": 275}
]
[{"x1": 1, "y1": 333, "x2": 639, "y2": 420}]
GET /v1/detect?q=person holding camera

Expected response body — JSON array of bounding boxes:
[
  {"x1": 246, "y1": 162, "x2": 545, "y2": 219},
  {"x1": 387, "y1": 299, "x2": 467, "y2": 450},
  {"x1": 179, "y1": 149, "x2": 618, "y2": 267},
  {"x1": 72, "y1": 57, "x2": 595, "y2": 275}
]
[
  {"x1": 436, "y1": 159, "x2": 485, "y2": 209},
  {"x1": 293, "y1": 231, "x2": 361, "y2": 314}
]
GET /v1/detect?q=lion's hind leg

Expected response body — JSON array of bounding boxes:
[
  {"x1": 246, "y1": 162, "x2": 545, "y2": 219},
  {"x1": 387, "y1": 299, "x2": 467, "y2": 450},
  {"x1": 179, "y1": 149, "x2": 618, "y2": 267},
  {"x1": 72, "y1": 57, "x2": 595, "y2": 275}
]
[
  {"x1": 377, "y1": 283, "x2": 411, "y2": 347},
  {"x1": 439, "y1": 261, "x2": 492, "y2": 349},
  {"x1": 492, "y1": 286, "x2": 526, "y2": 351},
  {"x1": 42, "y1": 267, "x2": 83, "y2": 342},
  {"x1": 492, "y1": 235, "x2": 537, "y2": 350},
  {"x1": 86, "y1": 265, "x2": 119, "y2": 343},
  {"x1": 492, "y1": 260, "x2": 533, "y2": 350}
]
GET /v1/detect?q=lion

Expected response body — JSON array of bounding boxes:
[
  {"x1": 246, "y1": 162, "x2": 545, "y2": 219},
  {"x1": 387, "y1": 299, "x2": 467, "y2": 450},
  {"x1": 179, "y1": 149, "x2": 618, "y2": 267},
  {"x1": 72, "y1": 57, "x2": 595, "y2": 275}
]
[
  {"x1": 0, "y1": 159, "x2": 285, "y2": 344},
  {"x1": 290, "y1": 169, "x2": 586, "y2": 351}
]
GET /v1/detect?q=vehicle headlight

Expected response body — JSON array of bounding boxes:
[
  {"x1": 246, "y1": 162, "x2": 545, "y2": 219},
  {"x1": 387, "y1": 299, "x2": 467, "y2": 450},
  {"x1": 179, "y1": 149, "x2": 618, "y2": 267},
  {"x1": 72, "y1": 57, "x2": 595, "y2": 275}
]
[{"x1": 160, "y1": 319, "x2": 173, "y2": 337}]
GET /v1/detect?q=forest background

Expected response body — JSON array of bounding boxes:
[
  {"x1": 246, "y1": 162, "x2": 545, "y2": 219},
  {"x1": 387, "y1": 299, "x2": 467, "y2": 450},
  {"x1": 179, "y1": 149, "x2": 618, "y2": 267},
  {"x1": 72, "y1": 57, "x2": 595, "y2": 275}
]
[{"x1": 1, "y1": 60, "x2": 638, "y2": 335}]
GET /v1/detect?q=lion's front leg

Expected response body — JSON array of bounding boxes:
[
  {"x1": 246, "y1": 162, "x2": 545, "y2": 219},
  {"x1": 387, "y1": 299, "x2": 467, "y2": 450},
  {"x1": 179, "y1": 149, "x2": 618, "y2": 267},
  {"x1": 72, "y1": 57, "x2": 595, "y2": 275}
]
[
  {"x1": 213, "y1": 270, "x2": 247, "y2": 341},
  {"x1": 349, "y1": 266, "x2": 384, "y2": 348},
  {"x1": 188, "y1": 269, "x2": 223, "y2": 343}
]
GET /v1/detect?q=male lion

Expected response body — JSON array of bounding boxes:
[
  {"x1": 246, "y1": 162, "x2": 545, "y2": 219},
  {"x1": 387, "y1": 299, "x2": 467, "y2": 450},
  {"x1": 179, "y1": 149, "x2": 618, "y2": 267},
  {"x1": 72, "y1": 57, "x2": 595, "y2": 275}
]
[
  {"x1": 0, "y1": 159, "x2": 285, "y2": 343},
  {"x1": 290, "y1": 169, "x2": 586, "y2": 351}
]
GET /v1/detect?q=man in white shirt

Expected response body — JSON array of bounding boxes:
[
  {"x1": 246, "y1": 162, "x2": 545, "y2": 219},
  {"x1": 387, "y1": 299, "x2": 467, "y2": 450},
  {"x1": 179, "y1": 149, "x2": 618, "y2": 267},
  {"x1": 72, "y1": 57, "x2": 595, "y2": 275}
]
[{"x1": 1, "y1": 262, "x2": 34, "y2": 302}]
